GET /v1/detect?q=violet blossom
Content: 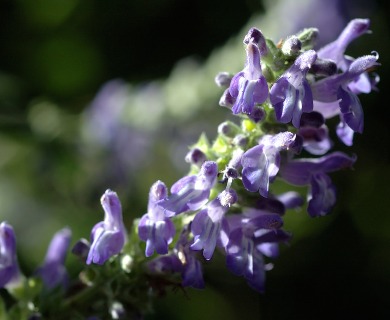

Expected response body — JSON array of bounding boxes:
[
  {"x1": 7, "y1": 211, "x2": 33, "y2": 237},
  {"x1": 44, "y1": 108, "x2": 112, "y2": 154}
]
[
  {"x1": 307, "y1": 173, "x2": 337, "y2": 217},
  {"x1": 241, "y1": 131, "x2": 299, "y2": 197},
  {"x1": 138, "y1": 181, "x2": 175, "y2": 257},
  {"x1": 158, "y1": 161, "x2": 218, "y2": 217},
  {"x1": 147, "y1": 228, "x2": 205, "y2": 289},
  {"x1": 228, "y1": 30, "x2": 268, "y2": 119},
  {"x1": 317, "y1": 18, "x2": 374, "y2": 95},
  {"x1": 269, "y1": 50, "x2": 317, "y2": 128},
  {"x1": 312, "y1": 54, "x2": 379, "y2": 133},
  {"x1": 190, "y1": 190, "x2": 237, "y2": 260},
  {"x1": 280, "y1": 152, "x2": 356, "y2": 216},
  {"x1": 86, "y1": 190, "x2": 127, "y2": 265},
  {"x1": 35, "y1": 228, "x2": 72, "y2": 289},
  {"x1": 225, "y1": 209, "x2": 287, "y2": 292},
  {"x1": 0, "y1": 222, "x2": 20, "y2": 288},
  {"x1": 318, "y1": 18, "x2": 371, "y2": 72},
  {"x1": 313, "y1": 19, "x2": 379, "y2": 145}
]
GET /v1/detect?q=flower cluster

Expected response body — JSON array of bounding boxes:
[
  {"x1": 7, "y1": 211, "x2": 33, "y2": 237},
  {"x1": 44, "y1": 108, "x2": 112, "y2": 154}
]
[
  {"x1": 0, "y1": 18, "x2": 379, "y2": 319},
  {"x1": 138, "y1": 18, "x2": 379, "y2": 292}
]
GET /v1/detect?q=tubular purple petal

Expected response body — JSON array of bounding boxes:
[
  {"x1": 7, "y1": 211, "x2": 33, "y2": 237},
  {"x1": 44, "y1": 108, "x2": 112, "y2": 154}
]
[
  {"x1": 270, "y1": 50, "x2": 317, "y2": 127},
  {"x1": 229, "y1": 41, "x2": 268, "y2": 116},
  {"x1": 280, "y1": 151, "x2": 357, "y2": 186},
  {"x1": 190, "y1": 197, "x2": 230, "y2": 260},
  {"x1": 158, "y1": 161, "x2": 218, "y2": 216},
  {"x1": 0, "y1": 222, "x2": 20, "y2": 289},
  {"x1": 138, "y1": 181, "x2": 175, "y2": 257},
  {"x1": 307, "y1": 173, "x2": 337, "y2": 217},
  {"x1": 36, "y1": 228, "x2": 72, "y2": 289},
  {"x1": 86, "y1": 190, "x2": 126, "y2": 265}
]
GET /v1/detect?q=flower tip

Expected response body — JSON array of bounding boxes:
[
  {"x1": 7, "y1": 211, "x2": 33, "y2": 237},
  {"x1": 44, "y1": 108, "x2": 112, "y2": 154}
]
[
  {"x1": 101, "y1": 189, "x2": 117, "y2": 204},
  {"x1": 215, "y1": 72, "x2": 232, "y2": 87},
  {"x1": 350, "y1": 18, "x2": 370, "y2": 33},
  {"x1": 151, "y1": 180, "x2": 168, "y2": 201},
  {"x1": 59, "y1": 227, "x2": 72, "y2": 238},
  {"x1": 244, "y1": 27, "x2": 261, "y2": 44},
  {"x1": 201, "y1": 161, "x2": 218, "y2": 177}
]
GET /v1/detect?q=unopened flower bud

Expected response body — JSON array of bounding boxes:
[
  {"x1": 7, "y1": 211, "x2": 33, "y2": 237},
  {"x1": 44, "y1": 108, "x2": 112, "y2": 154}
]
[
  {"x1": 215, "y1": 72, "x2": 232, "y2": 87},
  {"x1": 185, "y1": 148, "x2": 207, "y2": 166},
  {"x1": 248, "y1": 107, "x2": 265, "y2": 123},
  {"x1": 244, "y1": 27, "x2": 268, "y2": 56},
  {"x1": 218, "y1": 121, "x2": 240, "y2": 138},
  {"x1": 71, "y1": 238, "x2": 90, "y2": 259},
  {"x1": 219, "y1": 88, "x2": 235, "y2": 107},
  {"x1": 233, "y1": 134, "x2": 248, "y2": 147},
  {"x1": 281, "y1": 36, "x2": 302, "y2": 56}
]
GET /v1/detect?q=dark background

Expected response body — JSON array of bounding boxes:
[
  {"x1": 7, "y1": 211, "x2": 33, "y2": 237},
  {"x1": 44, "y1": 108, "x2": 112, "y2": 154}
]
[{"x1": 1, "y1": 0, "x2": 390, "y2": 319}]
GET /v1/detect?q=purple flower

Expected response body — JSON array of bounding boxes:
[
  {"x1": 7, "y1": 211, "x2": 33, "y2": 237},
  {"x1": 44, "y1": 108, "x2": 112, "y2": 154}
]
[
  {"x1": 190, "y1": 192, "x2": 235, "y2": 260},
  {"x1": 312, "y1": 54, "x2": 379, "y2": 133},
  {"x1": 269, "y1": 50, "x2": 317, "y2": 128},
  {"x1": 148, "y1": 228, "x2": 205, "y2": 289},
  {"x1": 218, "y1": 88, "x2": 236, "y2": 108},
  {"x1": 228, "y1": 36, "x2": 268, "y2": 117},
  {"x1": 225, "y1": 210, "x2": 287, "y2": 292},
  {"x1": 280, "y1": 151, "x2": 357, "y2": 186},
  {"x1": 147, "y1": 254, "x2": 183, "y2": 275},
  {"x1": 35, "y1": 228, "x2": 72, "y2": 289},
  {"x1": 158, "y1": 161, "x2": 218, "y2": 217},
  {"x1": 313, "y1": 19, "x2": 379, "y2": 141},
  {"x1": 280, "y1": 152, "x2": 356, "y2": 216},
  {"x1": 220, "y1": 149, "x2": 244, "y2": 191},
  {"x1": 241, "y1": 132, "x2": 298, "y2": 197},
  {"x1": 87, "y1": 190, "x2": 127, "y2": 265},
  {"x1": 318, "y1": 19, "x2": 371, "y2": 73},
  {"x1": 307, "y1": 173, "x2": 337, "y2": 217},
  {"x1": 138, "y1": 181, "x2": 175, "y2": 257},
  {"x1": 226, "y1": 227, "x2": 267, "y2": 292},
  {"x1": 181, "y1": 253, "x2": 204, "y2": 289},
  {"x1": 0, "y1": 222, "x2": 20, "y2": 288}
]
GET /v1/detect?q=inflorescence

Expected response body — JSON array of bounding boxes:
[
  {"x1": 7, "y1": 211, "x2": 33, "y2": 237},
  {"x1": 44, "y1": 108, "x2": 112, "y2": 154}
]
[{"x1": 0, "y1": 18, "x2": 380, "y2": 319}]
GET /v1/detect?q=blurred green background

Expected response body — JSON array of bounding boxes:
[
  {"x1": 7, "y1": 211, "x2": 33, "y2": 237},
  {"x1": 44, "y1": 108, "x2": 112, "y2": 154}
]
[{"x1": 1, "y1": 0, "x2": 390, "y2": 319}]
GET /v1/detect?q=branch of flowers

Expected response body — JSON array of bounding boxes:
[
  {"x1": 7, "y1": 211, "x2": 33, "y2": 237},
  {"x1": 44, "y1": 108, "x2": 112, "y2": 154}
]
[{"x1": 0, "y1": 16, "x2": 380, "y2": 320}]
